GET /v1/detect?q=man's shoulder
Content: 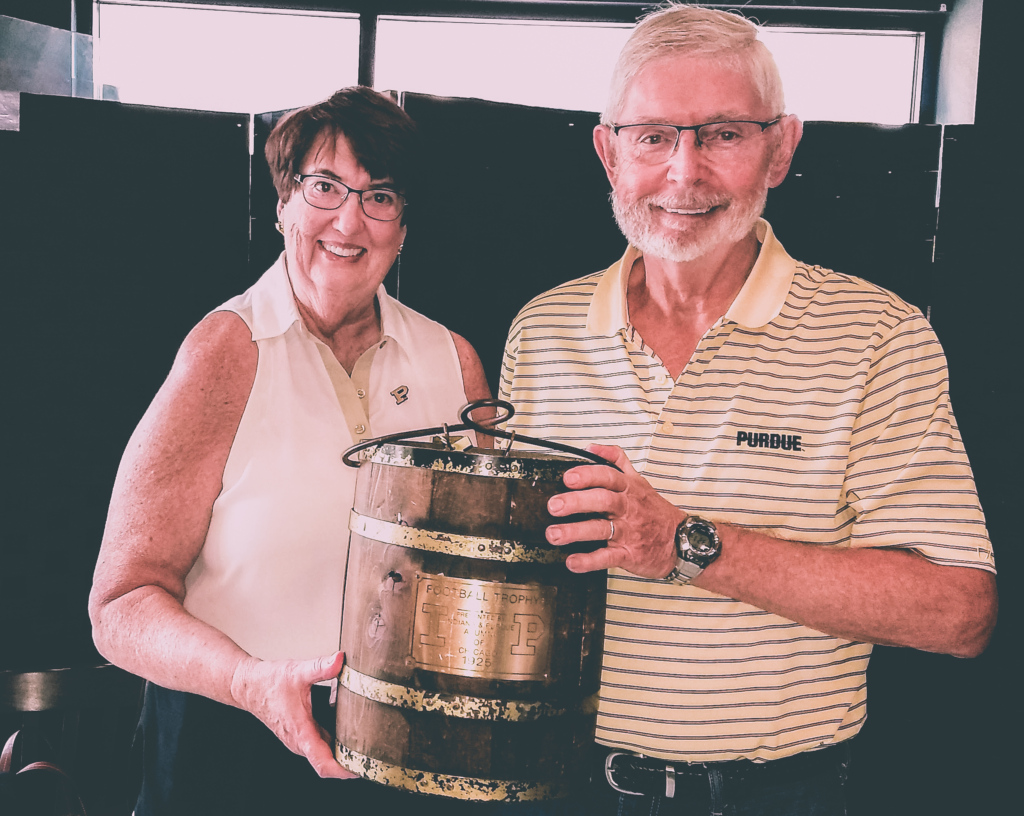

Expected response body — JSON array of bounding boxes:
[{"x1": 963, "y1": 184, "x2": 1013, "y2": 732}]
[
  {"x1": 507, "y1": 269, "x2": 607, "y2": 335},
  {"x1": 788, "y1": 261, "x2": 924, "y2": 324}
]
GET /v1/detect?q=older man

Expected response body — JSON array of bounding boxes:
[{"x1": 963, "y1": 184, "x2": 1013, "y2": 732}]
[{"x1": 499, "y1": 6, "x2": 996, "y2": 815}]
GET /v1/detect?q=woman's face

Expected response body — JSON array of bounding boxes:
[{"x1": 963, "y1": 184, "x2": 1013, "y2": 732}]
[{"x1": 277, "y1": 131, "x2": 406, "y2": 320}]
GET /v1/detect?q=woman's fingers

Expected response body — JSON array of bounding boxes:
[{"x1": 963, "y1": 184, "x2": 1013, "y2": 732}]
[
  {"x1": 307, "y1": 651, "x2": 345, "y2": 684},
  {"x1": 234, "y1": 653, "x2": 356, "y2": 778}
]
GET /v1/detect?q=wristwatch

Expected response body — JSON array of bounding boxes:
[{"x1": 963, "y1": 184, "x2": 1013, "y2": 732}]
[{"x1": 665, "y1": 516, "x2": 722, "y2": 585}]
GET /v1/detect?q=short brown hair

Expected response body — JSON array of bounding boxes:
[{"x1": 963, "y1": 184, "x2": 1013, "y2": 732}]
[{"x1": 265, "y1": 86, "x2": 418, "y2": 205}]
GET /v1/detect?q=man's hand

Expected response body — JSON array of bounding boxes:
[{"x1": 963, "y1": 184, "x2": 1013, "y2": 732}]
[
  {"x1": 230, "y1": 651, "x2": 357, "y2": 779},
  {"x1": 546, "y1": 444, "x2": 685, "y2": 577}
]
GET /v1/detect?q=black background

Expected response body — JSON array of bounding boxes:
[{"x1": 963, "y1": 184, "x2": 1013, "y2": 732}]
[{"x1": 1, "y1": 1, "x2": 1018, "y2": 814}]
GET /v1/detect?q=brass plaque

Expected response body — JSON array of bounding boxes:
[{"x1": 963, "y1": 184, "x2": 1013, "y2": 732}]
[{"x1": 412, "y1": 573, "x2": 556, "y2": 680}]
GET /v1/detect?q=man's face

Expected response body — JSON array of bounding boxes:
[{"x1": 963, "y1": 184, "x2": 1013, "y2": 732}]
[{"x1": 597, "y1": 54, "x2": 796, "y2": 262}]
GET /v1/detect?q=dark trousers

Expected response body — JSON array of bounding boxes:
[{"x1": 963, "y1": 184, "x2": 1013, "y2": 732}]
[
  {"x1": 136, "y1": 683, "x2": 374, "y2": 815},
  {"x1": 137, "y1": 687, "x2": 847, "y2": 816},
  {"x1": 136, "y1": 683, "x2": 577, "y2": 816},
  {"x1": 580, "y1": 744, "x2": 852, "y2": 816}
]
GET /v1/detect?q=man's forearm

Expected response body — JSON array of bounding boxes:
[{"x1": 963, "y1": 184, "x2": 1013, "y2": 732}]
[{"x1": 693, "y1": 524, "x2": 998, "y2": 657}]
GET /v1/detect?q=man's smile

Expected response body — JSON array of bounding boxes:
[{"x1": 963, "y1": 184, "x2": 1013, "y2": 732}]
[{"x1": 660, "y1": 205, "x2": 715, "y2": 215}]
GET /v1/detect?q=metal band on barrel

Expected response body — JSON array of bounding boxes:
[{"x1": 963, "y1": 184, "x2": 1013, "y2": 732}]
[
  {"x1": 335, "y1": 744, "x2": 571, "y2": 801},
  {"x1": 349, "y1": 510, "x2": 565, "y2": 564},
  {"x1": 365, "y1": 442, "x2": 584, "y2": 482},
  {"x1": 340, "y1": 665, "x2": 598, "y2": 721}
]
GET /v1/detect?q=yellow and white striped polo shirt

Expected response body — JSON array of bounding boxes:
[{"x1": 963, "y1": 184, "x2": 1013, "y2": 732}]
[{"x1": 498, "y1": 219, "x2": 994, "y2": 763}]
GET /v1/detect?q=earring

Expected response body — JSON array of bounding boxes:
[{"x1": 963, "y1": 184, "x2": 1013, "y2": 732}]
[
  {"x1": 397, "y1": 244, "x2": 404, "y2": 255},
  {"x1": 275, "y1": 220, "x2": 285, "y2": 235}
]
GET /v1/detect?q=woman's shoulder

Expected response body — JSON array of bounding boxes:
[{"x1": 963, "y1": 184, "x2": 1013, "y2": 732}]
[
  {"x1": 184, "y1": 310, "x2": 256, "y2": 362},
  {"x1": 165, "y1": 311, "x2": 258, "y2": 411}
]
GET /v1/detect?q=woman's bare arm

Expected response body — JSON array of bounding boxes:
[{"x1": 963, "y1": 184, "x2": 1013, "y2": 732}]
[
  {"x1": 450, "y1": 330, "x2": 495, "y2": 447},
  {"x1": 89, "y1": 311, "x2": 352, "y2": 778}
]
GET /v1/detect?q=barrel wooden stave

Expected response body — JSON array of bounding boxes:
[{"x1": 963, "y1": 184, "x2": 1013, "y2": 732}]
[
  {"x1": 337, "y1": 686, "x2": 594, "y2": 781},
  {"x1": 357, "y1": 459, "x2": 583, "y2": 543},
  {"x1": 337, "y1": 446, "x2": 606, "y2": 797},
  {"x1": 341, "y1": 537, "x2": 604, "y2": 697}
]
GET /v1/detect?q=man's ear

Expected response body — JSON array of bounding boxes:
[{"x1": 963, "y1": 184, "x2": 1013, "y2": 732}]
[
  {"x1": 277, "y1": 199, "x2": 284, "y2": 218},
  {"x1": 594, "y1": 125, "x2": 620, "y2": 187},
  {"x1": 767, "y1": 115, "x2": 803, "y2": 189}
]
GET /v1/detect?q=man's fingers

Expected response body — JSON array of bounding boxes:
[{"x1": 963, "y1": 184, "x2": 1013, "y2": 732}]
[
  {"x1": 547, "y1": 517, "x2": 613, "y2": 546},
  {"x1": 587, "y1": 443, "x2": 636, "y2": 475},
  {"x1": 549, "y1": 485, "x2": 621, "y2": 518},
  {"x1": 563, "y1": 463, "x2": 623, "y2": 492},
  {"x1": 565, "y1": 546, "x2": 621, "y2": 574},
  {"x1": 562, "y1": 445, "x2": 635, "y2": 491}
]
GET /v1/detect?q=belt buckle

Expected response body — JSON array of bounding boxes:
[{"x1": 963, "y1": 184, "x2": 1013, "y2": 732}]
[
  {"x1": 604, "y1": 752, "x2": 678, "y2": 799},
  {"x1": 605, "y1": 752, "x2": 643, "y2": 796}
]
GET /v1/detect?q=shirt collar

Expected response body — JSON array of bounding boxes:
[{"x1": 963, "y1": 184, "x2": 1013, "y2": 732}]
[
  {"x1": 248, "y1": 253, "x2": 300, "y2": 341},
  {"x1": 248, "y1": 252, "x2": 406, "y2": 350},
  {"x1": 586, "y1": 219, "x2": 798, "y2": 335}
]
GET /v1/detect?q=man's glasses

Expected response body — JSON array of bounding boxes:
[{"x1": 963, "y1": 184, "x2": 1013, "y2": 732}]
[
  {"x1": 610, "y1": 119, "x2": 782, "y2": 165},
  {"x1": 293, "y1": 174, "x2": 406, "y2": 222}
]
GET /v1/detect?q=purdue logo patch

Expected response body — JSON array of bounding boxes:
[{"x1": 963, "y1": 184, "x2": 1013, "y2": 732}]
[
  {"x1": 736, "y1": 430, "x2": 802, "y2": 451},
  {"x1": 391, "y1": 385, "x2": 410, "y2": 405}
]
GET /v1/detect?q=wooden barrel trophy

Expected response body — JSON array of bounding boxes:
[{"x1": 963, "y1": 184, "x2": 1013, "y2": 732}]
[{"x1": 335, "y1": 401, "x2": 608, "y2": 801}]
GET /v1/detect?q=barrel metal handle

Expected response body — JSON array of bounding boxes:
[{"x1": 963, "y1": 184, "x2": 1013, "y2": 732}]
[{"x1": 341, "y1": 398, "x2": 617, "y2": 470}]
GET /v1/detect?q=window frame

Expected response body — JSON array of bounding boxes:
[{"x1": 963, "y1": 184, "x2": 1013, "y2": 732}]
[{"x1": 93, "y1": 0, "x2": 952, "y2": 122}]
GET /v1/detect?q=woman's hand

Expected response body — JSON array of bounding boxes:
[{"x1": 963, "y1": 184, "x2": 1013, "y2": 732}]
[
  {"x1": 545, "y1": 444, "x2": 685, "y2": 578},
  {"x1": 231, "y1": 651, "x2": 357, "y2": 779}
]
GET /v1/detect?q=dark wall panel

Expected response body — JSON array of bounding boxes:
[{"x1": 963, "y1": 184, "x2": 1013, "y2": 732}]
[
  {"x1": 2, "y1": 94, "x2": 252, "y2": 670},
  {"x1": 395, "y1": 94, "x2": 625, "y2": 394},
  {"x1": 765, "y1": 122, "x2": 941, "y2": 312},
  {"x1": 250, "y1": 109, "x2": 292, "y2": 279},
  {"x1": 844, "y1": 122, "x2": 1013, "y2": 816}
]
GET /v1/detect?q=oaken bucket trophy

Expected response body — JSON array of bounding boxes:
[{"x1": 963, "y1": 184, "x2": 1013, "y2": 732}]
[{"x1": 335, "y1": 399, "x2": 610, "y2": 801}]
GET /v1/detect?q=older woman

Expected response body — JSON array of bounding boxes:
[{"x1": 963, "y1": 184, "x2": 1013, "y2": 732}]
[{"x1": 89, "y1": 87, "x2": 490, "y2": 814}]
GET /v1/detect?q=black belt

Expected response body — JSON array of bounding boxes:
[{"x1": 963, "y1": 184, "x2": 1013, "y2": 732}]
[{"x1": 601, "y1": 742, "x2": 851, "y2": 799}]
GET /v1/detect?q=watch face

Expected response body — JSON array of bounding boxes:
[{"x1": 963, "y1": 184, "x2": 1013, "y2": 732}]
[
  {"x1": 685, "y1": 520, "x2": 720, "y2": 560},
  {"x1": 689, "y1": 527, "x2": 711, "y2": 552}
]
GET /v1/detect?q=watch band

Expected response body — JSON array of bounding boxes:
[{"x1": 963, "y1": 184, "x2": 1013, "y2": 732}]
[{"x1": 665, "y1": 558, "x2": 705, "y2": 584}]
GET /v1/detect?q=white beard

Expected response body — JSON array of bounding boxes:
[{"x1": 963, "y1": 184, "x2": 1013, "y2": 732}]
[{"x1": 611, "y1": 181, "x2": 769, "y2": 263}]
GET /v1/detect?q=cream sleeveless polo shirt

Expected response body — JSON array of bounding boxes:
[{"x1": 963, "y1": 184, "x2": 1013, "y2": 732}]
[{"x1": 183, "y1": 255, "x2": 468, "y2": 661}]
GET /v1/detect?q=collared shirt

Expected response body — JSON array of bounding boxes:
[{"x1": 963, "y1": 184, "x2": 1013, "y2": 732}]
[
  {"x1": 499, "y1": 219, "x2": 994, "y2": 762},
  {"x1": 184, "y1": 254, "x2": 468, "y2": 661}
]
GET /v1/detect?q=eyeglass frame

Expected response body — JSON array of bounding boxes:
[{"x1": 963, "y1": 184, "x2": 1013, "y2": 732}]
[
  {"x1": 609, "y1": 117, "x2": 783, "y2": 160},
  {"x1": 292, "y1": 173, "x2": 408, "y2": 222}
]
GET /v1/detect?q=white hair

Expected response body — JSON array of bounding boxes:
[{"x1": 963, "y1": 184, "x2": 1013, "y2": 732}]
[{"x1": 602, "y1": 3, "x2": 786, "y2": 125}]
